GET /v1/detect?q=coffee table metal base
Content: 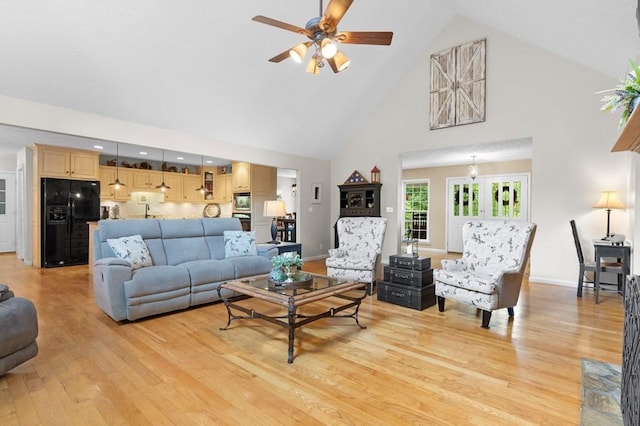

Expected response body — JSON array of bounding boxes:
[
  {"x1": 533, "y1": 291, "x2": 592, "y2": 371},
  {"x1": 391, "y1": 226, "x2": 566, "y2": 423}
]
[{"x1": 218, "y1": 284, "x2": 367, "y2": 363}]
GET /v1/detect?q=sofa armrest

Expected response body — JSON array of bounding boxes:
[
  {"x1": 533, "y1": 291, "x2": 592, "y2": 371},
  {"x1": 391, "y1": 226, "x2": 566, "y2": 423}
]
[
  {"x1": 93, "y1": 259, "x2": 134, "y2": 321},
  {"x1": 95, "y1": 257, "x2": 131, "y2": 268},
  {"x1": 256, "y1": 245, "x2": 278, "y2": 260},
  {"x1": 441, "y1": 258, "x2": 466, "y2": 271},
  {"x1": 0, "y1": 284, "x2": 14, "y2": 302},
  {"x1": 328, "y1": 248, "x2": 348, "y2": 258}
]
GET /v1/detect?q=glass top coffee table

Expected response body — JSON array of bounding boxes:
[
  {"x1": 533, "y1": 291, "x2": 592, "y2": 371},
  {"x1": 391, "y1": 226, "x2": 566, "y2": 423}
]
[{"x1": 217, "y1": 272, "x2": 367, "y2": 363}]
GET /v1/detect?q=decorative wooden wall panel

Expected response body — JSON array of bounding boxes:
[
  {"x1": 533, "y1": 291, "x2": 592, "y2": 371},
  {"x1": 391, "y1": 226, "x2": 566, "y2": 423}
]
[
  {"x1": 623, "y1": 275, "x2": 639, "y2": 425},
  {"x1": 430, "y1": 39, "x2": 486, "y2": 129}
]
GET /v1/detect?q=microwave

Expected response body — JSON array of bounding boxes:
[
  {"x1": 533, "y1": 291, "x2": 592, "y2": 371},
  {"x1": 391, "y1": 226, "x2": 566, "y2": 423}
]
[{"x1": 234, "y1": 193, "x2": 251, "y2": 211}]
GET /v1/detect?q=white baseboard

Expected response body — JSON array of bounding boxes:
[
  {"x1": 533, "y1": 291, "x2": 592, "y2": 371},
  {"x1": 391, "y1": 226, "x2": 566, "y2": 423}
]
[
  {"x1": 303, "y1": 254, "x2": 328, "y2": 262},
  {"x1": 529, "y1": 276, "x2": 576, "y2": 288}
]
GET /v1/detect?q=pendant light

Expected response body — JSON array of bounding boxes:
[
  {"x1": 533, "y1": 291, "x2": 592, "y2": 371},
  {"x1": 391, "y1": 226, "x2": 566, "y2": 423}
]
[
  {"x1": 155, "y1": 150, "x2": 171, "y2": 192},
  {"x1": 196, "y1": 156, "x2": 206, "y2": 194},
  {"x1": 109, "y1": 143, "x2": 126, "y2": 190},
  {"x1": 468, "y1": 155, "x2": 479, "y2": 180}
]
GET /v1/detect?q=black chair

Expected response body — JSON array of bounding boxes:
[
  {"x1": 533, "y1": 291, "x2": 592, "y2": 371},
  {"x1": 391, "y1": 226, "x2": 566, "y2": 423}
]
[{"x1": 570, "y1": 220, "x2": 624, "y2": 302}]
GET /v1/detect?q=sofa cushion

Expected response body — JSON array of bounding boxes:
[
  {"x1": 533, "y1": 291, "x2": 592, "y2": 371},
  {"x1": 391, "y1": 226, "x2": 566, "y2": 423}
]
[
  {"x1": 107, "y1": 235, "x2": 153, "y2": 270},
  {"x1": 223, "y1": 231, "x2": 258, "y2": 257},
  {"x1": 226, "y1": 256, "x2": 273, "y2": 278},
  {"x1": 325, "y1": 256, "x2": 375, "y2": 271},
  {"x1": 180, "y1": 259, "x2": 236, "y2": 285},
  {"x1": 433, "y1": 269, "x2": 500, "y2": 295}
]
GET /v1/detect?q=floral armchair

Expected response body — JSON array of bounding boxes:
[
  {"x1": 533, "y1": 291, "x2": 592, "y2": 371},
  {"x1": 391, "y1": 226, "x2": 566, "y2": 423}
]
[
  {"x1": 434, "y1": 220, "x2": 536, "y2": 328},
  {"x1": 326, "y1": 217, "x2": 387, "y2": 295}
]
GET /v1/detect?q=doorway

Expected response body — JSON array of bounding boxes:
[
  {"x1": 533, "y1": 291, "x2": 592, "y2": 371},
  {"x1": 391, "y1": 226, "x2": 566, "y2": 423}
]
[
  {"x1": 446, "y1": 173, "x2": 530, "y2": 252},
  {"x1": 0, "y1": 172, "x2": 17, "y2": 252}
]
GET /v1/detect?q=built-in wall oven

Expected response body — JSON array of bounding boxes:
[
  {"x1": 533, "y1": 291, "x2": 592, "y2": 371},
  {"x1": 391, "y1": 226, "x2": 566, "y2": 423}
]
[{"x1": 232, "y1": 212, "x2": 251, "y2": 231}]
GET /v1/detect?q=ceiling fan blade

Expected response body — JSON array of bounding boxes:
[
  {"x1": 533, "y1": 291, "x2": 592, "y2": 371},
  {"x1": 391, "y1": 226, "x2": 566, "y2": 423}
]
[
  {"x1": 336, "y1": 31, "x2": 394, "y2": 45},
  {"x1": 268, "y1": 49, "x2": 292, "y2": 63},
  {"x1": 252, "y1": 15, "x2": 310, "y2": 36},
  {"x1": 267, "y1": 42, "x2": 313, "y2": 63},
  {"x1": 320, "y1": 0, "x2": 354, "y2": 32}
]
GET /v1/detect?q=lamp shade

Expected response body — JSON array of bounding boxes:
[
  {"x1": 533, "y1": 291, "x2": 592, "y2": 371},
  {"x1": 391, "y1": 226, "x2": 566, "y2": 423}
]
[
  {"x1": 289, "y1": 43, "x2": 308, "y2": 63},
  {"x1": 593, "y1": 191, "x2": 625, "y2": 209},
  {"x1": 264, "y1": 200, "x2": 286, "y2": 217}
]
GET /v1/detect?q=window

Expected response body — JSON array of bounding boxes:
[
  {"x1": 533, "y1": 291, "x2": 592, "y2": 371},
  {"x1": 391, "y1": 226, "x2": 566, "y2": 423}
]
[{"x1": 403, "y1": 180, "x2": 429, "y2": 241}]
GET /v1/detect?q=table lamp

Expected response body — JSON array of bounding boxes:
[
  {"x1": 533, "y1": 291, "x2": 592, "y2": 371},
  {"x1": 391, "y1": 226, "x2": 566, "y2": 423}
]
[
  {"x1": 593, "y1": 191, "x2": 625, "y2": 239},
  {"x1": 263, "y1": 200, "x2": 286, "y2": 244}
]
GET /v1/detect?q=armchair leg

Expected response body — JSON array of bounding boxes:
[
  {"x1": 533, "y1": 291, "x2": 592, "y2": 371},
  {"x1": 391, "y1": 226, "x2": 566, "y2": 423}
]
[
  {"x1": 437, "y1": 296, "x2": 445, "y2": 312},
  {"x1": 507, "y1": 307, "x2": 514, "y2": 317},
  {"x1": 481, "y1": 310, "x2": 492, "y2": 328}
]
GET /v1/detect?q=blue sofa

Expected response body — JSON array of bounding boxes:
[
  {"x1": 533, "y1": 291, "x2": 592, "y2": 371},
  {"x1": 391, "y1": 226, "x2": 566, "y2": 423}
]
[{"x1": 93, "y1": 218, "x2": 277, "y2": 321}]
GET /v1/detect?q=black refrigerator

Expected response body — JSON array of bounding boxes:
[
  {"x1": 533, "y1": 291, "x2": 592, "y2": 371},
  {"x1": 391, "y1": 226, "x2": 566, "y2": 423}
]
[{"x1": 41, "y1": 178, "x2": 100, "y2": 267}]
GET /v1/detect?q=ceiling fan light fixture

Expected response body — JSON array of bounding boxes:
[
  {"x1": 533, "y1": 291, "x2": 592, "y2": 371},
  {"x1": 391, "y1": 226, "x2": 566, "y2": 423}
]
[
  {"x1": 306, "y1": 58, "x2": 320, "y2": 74},
  {"x1": 320, "y1": 37, "x2": 337, "y2": 59},
  {"x1": 289, "y1": 43, "x2": 308, "y2": 63},
  {"x1": 328, "y1": 51, "x2": 350, "y2": 73}
]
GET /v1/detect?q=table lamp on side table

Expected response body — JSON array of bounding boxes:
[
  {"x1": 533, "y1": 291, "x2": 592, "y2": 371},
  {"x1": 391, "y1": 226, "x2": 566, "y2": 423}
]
[
  {"x1": 264, "y1": 200, "x2": 287, "y2": 244},
  {"x1": 593, "y1": 191, "x2": 625, "y2": 240}
]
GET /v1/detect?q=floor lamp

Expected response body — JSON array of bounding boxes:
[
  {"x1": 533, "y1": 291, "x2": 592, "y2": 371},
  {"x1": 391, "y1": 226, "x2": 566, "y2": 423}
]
[
  {"x1": 264, "y1": 200, "x2": 286, "y2": 244},
  {"x1": 593, "y1": 191, "x2": 625, "y2": 239}
]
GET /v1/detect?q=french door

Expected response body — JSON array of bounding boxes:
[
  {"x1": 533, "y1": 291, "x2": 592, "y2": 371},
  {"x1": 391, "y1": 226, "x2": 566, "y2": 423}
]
[{"x1": 446, "y1": 173, "x2": 529, "y2": 252}]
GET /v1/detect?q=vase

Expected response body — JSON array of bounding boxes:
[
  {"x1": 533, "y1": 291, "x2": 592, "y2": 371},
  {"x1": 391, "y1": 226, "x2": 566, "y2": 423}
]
[{"x1": 284, "y1": 266, "x2": 297, "y2": 282}]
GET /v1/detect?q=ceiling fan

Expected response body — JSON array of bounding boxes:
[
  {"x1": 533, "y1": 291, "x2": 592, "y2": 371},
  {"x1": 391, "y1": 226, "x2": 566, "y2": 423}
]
[{"x1": 252, "y1": 0, "x2": 393, "y2": 74}]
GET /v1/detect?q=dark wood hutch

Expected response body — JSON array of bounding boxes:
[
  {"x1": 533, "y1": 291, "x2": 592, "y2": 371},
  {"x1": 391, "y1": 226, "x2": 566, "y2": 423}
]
[{"x1": 335, "y1": 170, "x2": 382, "y2": 247}]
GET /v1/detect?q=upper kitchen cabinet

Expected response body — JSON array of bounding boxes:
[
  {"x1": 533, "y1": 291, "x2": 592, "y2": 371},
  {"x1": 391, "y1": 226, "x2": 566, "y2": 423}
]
[
  {"x1": 33, "y1": 144, "x2": 99, "y2": 180},
  {"x1": 132, "y1": 169, "x2": 164, "y2": 191},
  {"x1": 99, "y1": 166, "x2": 132, "y2": 201},
  {"x1": 232, "y1": 162, "x2": 276, "y2": 194},
  {"x1": 214, "y1": 173, "x2": 232, "y2": 203},
  {"x1": 232, "y1": 162, "x2": 251, "y2": 192},
  {"x1": 162, "y1": 173, "x2": 185, "y2": 202},
  {"x1": 183, "y1": 175, "x2": 204, "y2": 203}
]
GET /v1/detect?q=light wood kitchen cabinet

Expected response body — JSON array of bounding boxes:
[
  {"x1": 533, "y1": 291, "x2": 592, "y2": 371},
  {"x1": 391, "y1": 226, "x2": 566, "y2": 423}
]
[
  {"x1": 183, "y1": 175, "x2": 204, "y2": 202},
  {"x1": 35, "y1": 144, "x2": 99, "y2": 180},
  {"x1": 231, "y1": 162, "x2": 276, "y2": 194},
  {"x1": 251, "y1": 164, "x2": 277, "y2": 194},
  {"x1": 99, "y1": 166, "x2": 132, "y2": 201},
  {"x1": 214, "y1": 173, "x2": 232, "y2": 203},
  {"x1": 232, "y1": 162, "x2": 251, "y2": 192},
  {"x1": 132, "y1": 169, "x2": 164, "y2": 191},
  {"x1": 161, "y1": 174, "x2": 184, "y2": 202}
]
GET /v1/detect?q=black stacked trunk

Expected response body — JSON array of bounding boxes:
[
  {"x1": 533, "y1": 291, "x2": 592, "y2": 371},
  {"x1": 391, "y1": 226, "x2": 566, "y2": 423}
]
[{"x1": 377, "y1": 255, "x2": 435, "y2": 310}]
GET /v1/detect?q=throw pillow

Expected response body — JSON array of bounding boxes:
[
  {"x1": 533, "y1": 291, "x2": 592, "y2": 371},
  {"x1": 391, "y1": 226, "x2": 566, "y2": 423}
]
[
  {"x1": 224, "y1": 231, "x2": 258, "y2": 258},
  {"x1": 107, "y1": 234, "x2": 153, "y2": 270}
]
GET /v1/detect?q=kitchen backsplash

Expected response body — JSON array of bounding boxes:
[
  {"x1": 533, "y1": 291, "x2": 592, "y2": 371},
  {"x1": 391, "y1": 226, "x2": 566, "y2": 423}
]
[{"x1": 101, "y1": 191, "x2": 232, "y2": 219}]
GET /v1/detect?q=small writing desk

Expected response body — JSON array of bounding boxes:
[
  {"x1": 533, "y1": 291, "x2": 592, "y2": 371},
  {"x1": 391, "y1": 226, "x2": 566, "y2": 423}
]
[{"x1": 593, "y1": 240, "x2": 631, "y2": 303}]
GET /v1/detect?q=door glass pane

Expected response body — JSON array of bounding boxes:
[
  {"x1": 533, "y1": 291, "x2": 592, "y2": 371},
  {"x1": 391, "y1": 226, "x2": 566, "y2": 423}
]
[
  {"x1": 472, "y1": 183, "x2": 479, "y2": 216},
  {"x1": 491, "y1": 182, "x2": 499, "y2": 217},
  {"x1": 453, "y1": 184, "x2": 460, "y2": 217},
  {"x1": 513, "y1": 181, "x2": 521, "y2": 218},
  {"x1": 0, "y1": 178, "x2": 4, "y2": 215},
  {"x1": 462, "y1": 184, "x2": 469, "y2": 217},
  {"x1": 502, "y1": 181, "x2": 510, "y2": 217}
]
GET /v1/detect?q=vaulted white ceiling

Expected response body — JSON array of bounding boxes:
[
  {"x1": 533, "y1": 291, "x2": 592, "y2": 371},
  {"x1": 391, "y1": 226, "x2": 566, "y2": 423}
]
[{"x1": 0, "y1": 0, "x2": 638, "y2": 162}]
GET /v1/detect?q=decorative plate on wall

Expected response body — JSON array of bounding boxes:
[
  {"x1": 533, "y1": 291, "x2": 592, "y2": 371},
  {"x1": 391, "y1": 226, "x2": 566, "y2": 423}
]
[{"x1": 203, "y1": 203, "x2": 221, "y2": 218}]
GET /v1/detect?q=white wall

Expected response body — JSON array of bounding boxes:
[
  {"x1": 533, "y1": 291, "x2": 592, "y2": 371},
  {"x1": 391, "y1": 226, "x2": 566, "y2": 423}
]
[
  {"x1": 0, "y1": 95, "x2": 332, "y2": 260},
  {"x1": 0, "y1": 154, "x2": 16, "y2": 171},
  {"x1": 331, "y1": 15, "x2": 627, "y2": 285}
]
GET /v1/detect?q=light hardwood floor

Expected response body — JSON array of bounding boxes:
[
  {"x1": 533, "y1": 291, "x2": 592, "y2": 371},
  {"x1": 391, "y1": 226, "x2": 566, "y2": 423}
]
[{"x1": 0, "y1": 253, "x2": 623, "y2": 425}]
